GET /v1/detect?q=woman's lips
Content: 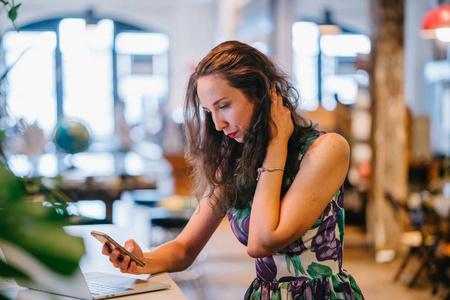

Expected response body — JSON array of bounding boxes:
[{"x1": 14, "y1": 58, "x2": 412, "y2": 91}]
[{"x1": 227, "y1": 131, "x2": 237, "y2": 139}]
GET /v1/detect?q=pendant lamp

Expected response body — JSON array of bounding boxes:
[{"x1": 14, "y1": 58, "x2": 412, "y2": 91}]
[{"x1": 421, "y1": 4, "x2": 450, "y2": 42}]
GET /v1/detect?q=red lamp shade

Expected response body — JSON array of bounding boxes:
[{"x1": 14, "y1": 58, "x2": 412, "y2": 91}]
[
  {"x1": 421, "y1": 4, "x2": 450, "y2": 41},
  {"x1": 422, "y1": 4, "x2": 450, "y2": 30}
]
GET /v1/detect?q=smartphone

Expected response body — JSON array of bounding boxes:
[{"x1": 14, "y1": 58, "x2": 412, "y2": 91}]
[{"x1": 90, "y1": 230, "x2": 146, "y2": 267}]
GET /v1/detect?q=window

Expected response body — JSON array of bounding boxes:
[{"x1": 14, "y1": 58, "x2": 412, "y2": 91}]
[
  {"x1": 424, "y1": 60, "x2": 450, "y2": 155},
  {"x1": 2, "y1": 31, "x2": 57, "y2": 134},
  {"x1": 1, "y1": 16, "x2": 169, "y2": 153},
  {"x1": 292, "y1": 21, "x2": 371, "y2": 111},
  {"x1": 115, "y1": 32, "x2": 169, "y2": 145},
  {"x1": 60, "y1": 18, "x2": 114, "y2": 138}
]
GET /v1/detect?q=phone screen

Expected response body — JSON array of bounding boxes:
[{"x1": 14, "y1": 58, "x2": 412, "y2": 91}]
[{"x1": 91, "y1": 230, "x2": 146, "y2": 267}]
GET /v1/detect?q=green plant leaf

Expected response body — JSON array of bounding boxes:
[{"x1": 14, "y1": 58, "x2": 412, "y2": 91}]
[
  {"x1": 0, "y1": 164, "x2": 24, "y2": 206},
  {"x1": 0, "y1": 292, "x2": 11, "y2": 300},
  {"x1": 0, "y1": 259, "x2": 30, "y2": 280},
  {"x1": 7, "y1": 3, "x2": 21, "y2": 22},
  {"x1": 0, "y1": 203, "x2": 85, "y2": 275},
  {"x1": 0, "y1": 164, "x2": 85, "y2": 277},
  {"x1": 21, "y1": 225, "x2": 85, "y2": 275}
]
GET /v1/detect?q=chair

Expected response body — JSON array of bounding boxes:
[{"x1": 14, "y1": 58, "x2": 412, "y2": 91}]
[
  {"x1": 429, "y1": 213, "x2": 450, "y2": 298},
  {"x1": 149, "y1": 207, "x2": 192, "y2": 245},
  {"x1": 385, "y1": 190, "x2": 441, "y2": 288}
]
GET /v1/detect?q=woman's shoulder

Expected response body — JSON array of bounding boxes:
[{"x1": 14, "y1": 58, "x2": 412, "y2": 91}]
[
  {"x1": 294, "y1": 132, "x2": 350, "y2": 187},
  {"x1": 315, "y1": 132, "x2": 349, "y2": 146},
  {"x1": 296, "y1": 129, "x2": 347, "y2": 152},
  {"x1": 308, "y1": 132, "x2": 350, "y2": 163}
]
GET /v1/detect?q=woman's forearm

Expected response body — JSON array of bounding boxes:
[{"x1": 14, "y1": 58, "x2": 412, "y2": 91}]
[
  {"x1": 247, "y1": 139, "x2": 288, "y2": 256},
  {"x1": 141, "y1": 200, "x2": 224, "y2": 274},
  {"x1": 143, "y1": 239, "x2": 195, "y2": 274}
]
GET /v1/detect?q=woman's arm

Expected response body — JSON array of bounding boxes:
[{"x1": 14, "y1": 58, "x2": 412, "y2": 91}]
[
  {"x1": 105, "y1": 195, "x2": 224, "y2": 274},
  {"x1": 247, "y1": 133, "x2": 350, "y2": 257},
  {"x1": 247, "y1": 89, "x2": 350, "y2": 257}
]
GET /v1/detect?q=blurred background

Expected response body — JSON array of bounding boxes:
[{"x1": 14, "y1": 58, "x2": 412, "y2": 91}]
[{"x1": 0, "y1": 0, "x2": 449, "y2": 299}]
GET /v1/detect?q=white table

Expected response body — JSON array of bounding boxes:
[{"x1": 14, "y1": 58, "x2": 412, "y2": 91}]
[{"x1": 0, "y1": 224, "x2": 187, "y2": 300}]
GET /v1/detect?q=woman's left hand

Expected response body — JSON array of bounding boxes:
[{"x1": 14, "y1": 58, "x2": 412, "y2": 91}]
[
  {"x1": 269, "y1": 86, "x2": 293, "y2": 144},
  {"x1": 103, "y1": 239, "x2": 147, "y2": 275}
]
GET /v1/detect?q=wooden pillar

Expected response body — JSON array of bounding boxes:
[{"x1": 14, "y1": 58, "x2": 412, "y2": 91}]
[{"x1": 368, "y1": 0, "x2": 409, "y2": 256}]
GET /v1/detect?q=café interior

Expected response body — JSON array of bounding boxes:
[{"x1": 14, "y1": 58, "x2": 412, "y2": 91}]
[{"x1": 0, "y1": 0, "x2": 449, "y2": 299}]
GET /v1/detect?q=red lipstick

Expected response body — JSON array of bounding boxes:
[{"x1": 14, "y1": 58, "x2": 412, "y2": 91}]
[{"x1": 227, "y1": 132, "x2": 237, "y2": 139}]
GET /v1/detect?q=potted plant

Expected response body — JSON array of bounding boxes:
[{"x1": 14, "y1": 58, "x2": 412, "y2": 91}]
[{"x1": 0, "y1": 2, "x2": 85, "y2": 299}]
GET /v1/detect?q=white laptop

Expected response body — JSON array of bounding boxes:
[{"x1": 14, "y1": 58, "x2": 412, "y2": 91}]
[{"x1": 0, "y1": 240, "x2": 170, "y2": 299}]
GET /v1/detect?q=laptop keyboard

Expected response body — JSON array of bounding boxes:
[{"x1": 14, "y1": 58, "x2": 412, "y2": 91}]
[{"x1": 87, "y1": 280, "x2": 132, "y2": 296}]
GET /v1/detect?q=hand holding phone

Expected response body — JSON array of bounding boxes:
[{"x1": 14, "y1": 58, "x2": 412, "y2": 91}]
[{"x1": 91, "y1": 230, "x2": 146, "y2": 267}]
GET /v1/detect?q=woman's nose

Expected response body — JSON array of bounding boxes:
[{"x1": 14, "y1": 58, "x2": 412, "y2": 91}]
[{"x1": 212, "y1": 114, "x2": 226, "y2": 131}]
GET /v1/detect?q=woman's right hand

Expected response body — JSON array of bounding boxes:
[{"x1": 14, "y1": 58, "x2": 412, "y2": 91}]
[
  {"x1": 269, "y1": 85, "x2": 293, "y2": 145},
  {"x1": 102, "y1": 239, "x2": 147, "y2": 274}
]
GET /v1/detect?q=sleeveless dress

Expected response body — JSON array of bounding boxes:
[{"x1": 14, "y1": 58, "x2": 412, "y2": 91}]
[{"x1": 227, "y1": 131, "x2": 364, "y2": 300}]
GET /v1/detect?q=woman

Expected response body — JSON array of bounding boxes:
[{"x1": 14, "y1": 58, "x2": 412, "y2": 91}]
[{"x1": 103, "y1": 40, "x2": 364, "y2": 299}]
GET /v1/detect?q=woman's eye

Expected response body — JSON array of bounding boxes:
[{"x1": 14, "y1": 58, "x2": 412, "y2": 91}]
[{"x1": 219, "y1": 104, "x2": 228, "y2": 110}]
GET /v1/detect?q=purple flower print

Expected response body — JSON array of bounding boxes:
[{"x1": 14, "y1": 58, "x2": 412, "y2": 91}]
[
  {"x1": 228, "y1": 207, "x2": 251, "y2": 246},
  {"x1": 255, "y1": 256, "x2": 277, "y2": 282},
  {"x1": 311, "y1": 205, "x2": 342, "y2": 262},
  {"x1": 278, "y1": 238, "x2": 307, "y2": 255}
]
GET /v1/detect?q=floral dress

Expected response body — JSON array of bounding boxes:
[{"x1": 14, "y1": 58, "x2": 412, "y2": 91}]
[{"x1": 227, "y1": 131, "x2": 364, "y2": 300}]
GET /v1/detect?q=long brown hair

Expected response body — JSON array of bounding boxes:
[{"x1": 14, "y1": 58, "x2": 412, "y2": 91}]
[{"x1": 184, "y1": 40, "x2": 314, "y2": 213}]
